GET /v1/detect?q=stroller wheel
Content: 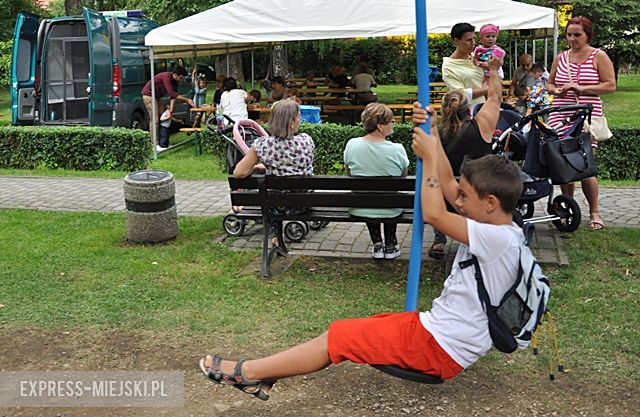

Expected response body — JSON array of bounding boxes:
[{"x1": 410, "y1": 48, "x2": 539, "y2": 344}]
[
  {"x1": 309, "y1": 220, "x2": 325, "y2": 230},
  {"x1": 548, "y1": 195, "x2": 581, "y2": 232},
  {"x1": 284, "y1": 221, "x2": 308, "y2": 242},
  {"x1": 517, "y1": 202, "x2": 535, "y2": 219},
  {"x1": 223, "y1": 214, "x2": 246, "y2": 237}
]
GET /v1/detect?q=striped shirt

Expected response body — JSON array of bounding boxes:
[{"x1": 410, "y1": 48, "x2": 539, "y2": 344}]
[{"x1": 548, "y1": 48, "x2": 604, "y2": 136}]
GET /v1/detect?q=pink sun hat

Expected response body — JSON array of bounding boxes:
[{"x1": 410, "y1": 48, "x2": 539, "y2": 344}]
[{"x1": 480, "y1": 24, "x2": 500, "y2": 38}]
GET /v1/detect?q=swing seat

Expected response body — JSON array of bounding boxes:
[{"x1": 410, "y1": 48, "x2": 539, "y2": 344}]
[{"x1": 371, "y1": 365, "x2": 444, "y2": 384}]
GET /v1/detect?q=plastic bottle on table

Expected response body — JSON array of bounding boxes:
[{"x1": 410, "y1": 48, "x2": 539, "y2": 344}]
[{"x1": 215, "y1": 106, "x2": 224, "y2": 130}]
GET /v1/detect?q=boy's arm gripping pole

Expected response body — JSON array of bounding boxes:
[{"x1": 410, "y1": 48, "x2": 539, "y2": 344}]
[{"x1": 405, "y1": 0, "x2": 431, "y2": 312}]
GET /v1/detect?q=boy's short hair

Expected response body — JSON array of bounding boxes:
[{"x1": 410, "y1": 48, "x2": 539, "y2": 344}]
[
  {"x1": 249, "y1": 89, "x2": 262, "y2": 101},
  {"x1": 450, "y1": 23, "x2": 475, "y2": 40},
  {"x1": 271, "y1": 76, "x2": 285, "y2": 86},
  {"x1": 460, "y1": 155, "x2": 523, "y2": 214},
  {"x1": 530, "y1": 63, "x2": 544, "y2": 73}
]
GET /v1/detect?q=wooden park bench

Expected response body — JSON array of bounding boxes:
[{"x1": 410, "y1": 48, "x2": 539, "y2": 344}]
[{"x1": 227, "y1": 175, "x2": 417, "y2": 277}]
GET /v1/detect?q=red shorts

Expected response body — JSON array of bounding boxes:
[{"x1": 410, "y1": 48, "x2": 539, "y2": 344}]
[{"x1": 327, "y1": 312, "x2": 463, "y2": 380}]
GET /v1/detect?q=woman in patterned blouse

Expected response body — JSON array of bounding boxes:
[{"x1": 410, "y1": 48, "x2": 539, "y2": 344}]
[{"x1": 233, "y1": 99, "x2": 315, "y2": 178}]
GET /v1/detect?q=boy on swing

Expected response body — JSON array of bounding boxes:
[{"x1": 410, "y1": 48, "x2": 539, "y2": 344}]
[{"x1": 199, "y1": 98, "x2": 524, "y2": 400}]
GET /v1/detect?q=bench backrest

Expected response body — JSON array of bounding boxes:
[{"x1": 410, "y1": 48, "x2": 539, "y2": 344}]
[{"x1": 229, "y1": 175, "x2": 416, "y2": 209}]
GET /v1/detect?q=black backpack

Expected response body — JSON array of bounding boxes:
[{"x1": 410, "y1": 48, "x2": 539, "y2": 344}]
[{"x1": 460, "y1": 234, "x2": 551, "y2": 353}]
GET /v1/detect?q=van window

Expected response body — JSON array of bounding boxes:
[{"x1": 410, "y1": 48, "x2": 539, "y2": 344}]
[{"x1": 16, "y1": 39, "x2": 33, "y2": 82}]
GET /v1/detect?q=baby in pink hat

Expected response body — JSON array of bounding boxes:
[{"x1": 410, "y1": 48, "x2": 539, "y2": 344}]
[{"x1": 473, "y1": 24, "x2": 506, "y2": 86}]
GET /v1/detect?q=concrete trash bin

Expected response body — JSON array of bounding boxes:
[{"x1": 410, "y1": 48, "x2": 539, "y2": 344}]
[{"x1": 124, "y1": 169, "x2": 178, "y2": 243}]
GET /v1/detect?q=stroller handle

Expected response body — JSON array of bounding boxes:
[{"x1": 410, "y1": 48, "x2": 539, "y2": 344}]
[{"x1": 515, "y1": 104, "x2": 593, "y2": 129}]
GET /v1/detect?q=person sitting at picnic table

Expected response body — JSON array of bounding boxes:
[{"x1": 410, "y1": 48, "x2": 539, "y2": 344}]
[
  {"x1": 213, "y1": 74, "x2": 226, "y2": 106},
  {"x1": 326, "y1": 64, "x2": 348, "y2": 89},
  {"x1": 267, "y1": 76, "x2": 288, "y2": 104},
  {"x1": 350, "y1": 64, "x2": 378, "y2": 103},
  {"x1": 247, "y1": 89, "x2": 262, "y2": 121},
  {"x1": 344, "y1": 103, "x2": 408, "y2": 259},
  {"x1": 233, "y1": 99, "x2": 315, "y2": 178},
  {"x1": 220, "y1": 77, "x2": 248, "y2": 124}
]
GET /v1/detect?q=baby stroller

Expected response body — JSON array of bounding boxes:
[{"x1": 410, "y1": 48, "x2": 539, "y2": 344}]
[
  {"x1": 493, "y1": 104, "x2": 593, "y2": 233},
  {"x1": 205, "y1": 115, "x2": 321, "y2": 242}
]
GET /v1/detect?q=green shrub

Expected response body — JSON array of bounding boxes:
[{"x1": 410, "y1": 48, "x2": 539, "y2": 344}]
[
  {"x1": 598, "y1": 126, "x2": 640, "y2": 180},
  {"x1": 0, "y1": 40, "x2": 11, "y2": 90},
  {"x1": 202, "y1": 122, "x2": 640, "y2": 180},
  {"x1": 0, "y1": 126, "x2": 150, "y2": 171}
]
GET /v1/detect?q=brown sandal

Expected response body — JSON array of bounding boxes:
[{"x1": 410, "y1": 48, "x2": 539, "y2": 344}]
[
  {"x1": 428, "y1": 242, "x2": 446, "y2": 259},
  {"x1": 199, "y1": 355, "x2": 276, "y2": 401}
]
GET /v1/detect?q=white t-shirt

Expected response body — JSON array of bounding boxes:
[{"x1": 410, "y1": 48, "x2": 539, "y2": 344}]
[
  {"x1": 220, "y1": 89, "x2": 248, "y2": 123},
  {"x1": 420, "y1": 219, "x2": 522, "y2": 368},
  {"x1": 160, "y1": 110, "x2": 172, "y2": 128}
]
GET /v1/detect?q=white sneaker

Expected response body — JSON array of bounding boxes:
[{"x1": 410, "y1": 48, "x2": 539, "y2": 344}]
[
  {"x1": 384, "y1": 244, "x2": 401, "y2": 260},
  {"x1": 155, "y1": 145, "x2": 167, "y2": 153},
  {"x1": 371, "y1": 243, "x2": 385, "y2": 259}
]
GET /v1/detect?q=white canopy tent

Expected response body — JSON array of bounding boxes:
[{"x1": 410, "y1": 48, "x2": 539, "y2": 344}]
[
  {"x1": 145, "y1": 0, "x2": 557, "y2": 58},
  {"x1": 144, "y1": 0, "x2": 558, "y2": 156}
]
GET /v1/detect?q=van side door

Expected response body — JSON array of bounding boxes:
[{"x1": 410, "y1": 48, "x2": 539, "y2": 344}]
[
  {"x1": 82, "y1": 7, "x2": 114, "y2": 126},
  {"x1": 10, "y1": 12, "x2": 39, "y2": 125}
]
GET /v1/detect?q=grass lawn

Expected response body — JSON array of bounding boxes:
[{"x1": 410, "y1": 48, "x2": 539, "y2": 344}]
[{"x1": 0, "y1": 209, "x2": 638, "y2": 384}]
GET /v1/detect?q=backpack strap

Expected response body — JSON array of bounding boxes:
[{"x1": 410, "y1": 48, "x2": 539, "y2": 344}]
[{"x1": 459, "y1": 256, "x2": 492, "y2": 310}]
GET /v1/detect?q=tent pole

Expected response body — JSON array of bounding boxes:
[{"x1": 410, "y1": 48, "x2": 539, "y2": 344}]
[
  {"x1": 226, "y1": 45, "x2": 230, "y2": 75},
  {"x1": 532, "y1": 39, "x2": 536, "y2": 63},
  {"x1": 553, "y1": 12, "x2": 558, "y2": 58},
  {"x1": 524, "y1": 39, "x2": 528, "y2": 54},
  {"x1": 150, "y1": 47, "x2": 157, "y2": 160},
  {"x1": 406, "y1": 0, "x2": 429, "y2": 312},
  {"x1": 544, "y1": 38, "x2": 548, "y2": 69},
  {"x1": 251, "y1": 46, "x2": 255, "y2": 90}
]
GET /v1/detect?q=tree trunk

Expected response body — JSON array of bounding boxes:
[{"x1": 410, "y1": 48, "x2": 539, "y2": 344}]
[
  {"x1": 214, "y1": 52, "x2": 245, "y2": 88},
  {"x1": 64, "y1": 0, "x2": 81, "y2": 15},
  {"x1": 272, "y1": 45, "x2": 288, "y2": 78}
]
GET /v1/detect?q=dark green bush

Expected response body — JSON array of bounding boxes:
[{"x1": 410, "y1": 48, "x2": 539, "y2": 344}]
[
  {"x1": 0, "y1": 126, "x2": 150, "y2": 171},
  {"x1": 598, "y1": 126, "x2": 640, "y2": 180},
  {"x1": 202, "y1": 122, "x2": 640, "y2": 180}
]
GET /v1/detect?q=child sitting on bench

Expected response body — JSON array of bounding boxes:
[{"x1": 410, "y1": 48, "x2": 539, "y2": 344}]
[{"x1": 200, "y1": 104, "x2": 524, "y2": 400}]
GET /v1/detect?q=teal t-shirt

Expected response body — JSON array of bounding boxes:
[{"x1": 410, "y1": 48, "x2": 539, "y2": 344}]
[{"x1": 343, "y1": 137, "x2": 409, "y2": 218}]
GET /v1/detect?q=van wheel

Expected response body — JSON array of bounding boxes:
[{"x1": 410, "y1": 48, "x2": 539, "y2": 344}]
[{"x1": 130, "y1": 112, "x2": 145, "y2": 130}]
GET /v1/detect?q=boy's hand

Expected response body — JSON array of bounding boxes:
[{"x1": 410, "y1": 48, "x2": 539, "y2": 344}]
[
  {"x1": 486, "y1": 55, "x2": 503, "y2": 71},
  {"x1": 411, "y1": 101, "x2": 437, "y2": 129},
  {"x1": 411, "y1": 127, "x2": 438, "y2": 162}
]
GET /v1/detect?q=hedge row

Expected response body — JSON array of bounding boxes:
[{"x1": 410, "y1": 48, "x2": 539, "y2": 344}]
[
  {"x1": 0, "y1": 126, "x2": 150, "y2": 171},
  {"x1": 202, "y1": 123, "x2": 640, "y2": 180}
]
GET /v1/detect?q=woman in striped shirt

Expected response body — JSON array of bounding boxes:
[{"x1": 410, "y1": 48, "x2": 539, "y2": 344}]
[{"x1": 547, "y1": 16, "x2": 616, "y2": 230}]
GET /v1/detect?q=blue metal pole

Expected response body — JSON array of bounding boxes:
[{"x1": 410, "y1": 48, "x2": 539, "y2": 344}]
[{"x1": 405, "y1": 0, "x2": 430, "y2": 312}]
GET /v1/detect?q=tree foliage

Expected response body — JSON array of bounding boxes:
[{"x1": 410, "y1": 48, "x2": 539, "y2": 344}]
[{"x1": 525, "y1": 0, "x2": 640, "y2": 75}]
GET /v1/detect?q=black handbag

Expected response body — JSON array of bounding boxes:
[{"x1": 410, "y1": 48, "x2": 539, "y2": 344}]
[
  {"x1": 522, "y1": 122, "x2": 551, "y2": 178},
  {"x1": 544, "y1": 131, "x2": 599, "y2": 184}
]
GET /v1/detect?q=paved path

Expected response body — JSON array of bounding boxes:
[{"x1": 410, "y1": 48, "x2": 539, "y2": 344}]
[{"x1": 1, "y1": 176, "x2": 638, "y2": 265}]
